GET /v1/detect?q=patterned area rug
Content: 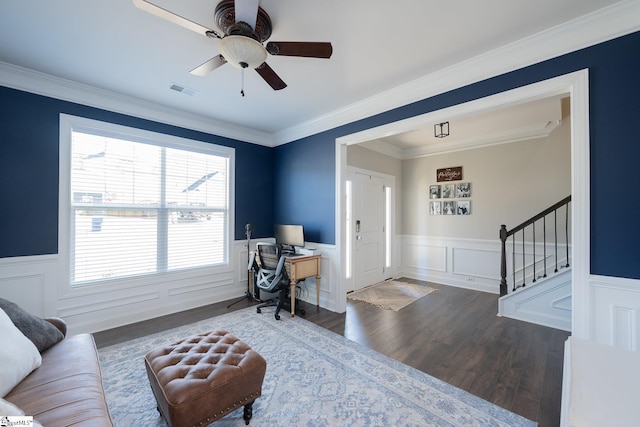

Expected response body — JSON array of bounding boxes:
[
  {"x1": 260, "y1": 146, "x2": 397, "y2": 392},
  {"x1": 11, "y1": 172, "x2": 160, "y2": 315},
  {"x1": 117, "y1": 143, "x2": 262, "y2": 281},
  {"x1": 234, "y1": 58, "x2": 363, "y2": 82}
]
[
  {"x1": 347, "y1": 280, "x2": 436, "y2": 311},
  {"x1": 98, "y1": 307, "x2": 535, "y2": 427}
]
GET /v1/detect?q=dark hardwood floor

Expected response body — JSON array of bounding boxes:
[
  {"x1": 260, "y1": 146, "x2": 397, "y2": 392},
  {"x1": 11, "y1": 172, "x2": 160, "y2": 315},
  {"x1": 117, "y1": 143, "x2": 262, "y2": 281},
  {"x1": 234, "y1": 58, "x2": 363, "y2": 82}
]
[{"x1": 94, "y1": 279, "x2": 569, "y2": 427}]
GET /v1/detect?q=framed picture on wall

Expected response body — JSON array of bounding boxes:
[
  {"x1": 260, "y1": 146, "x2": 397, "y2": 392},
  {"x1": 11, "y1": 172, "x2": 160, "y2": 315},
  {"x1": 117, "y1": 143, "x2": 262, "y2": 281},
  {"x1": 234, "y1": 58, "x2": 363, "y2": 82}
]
[
  {"x1": 457, "y1": 200, "x2": 471, "y2": 215},
  {"x1": 442, "y1": 184, "x2": 455, "y2": 198},
  {"x1": 443, "y1": 201, "x2": 456, "y2": 215},
  {"x1": 429, "y1": 201, "x2": 441, "y2": 215},
  {"x1": 456, "y1": 182, "x2": 471, "y2": 198},
  {"x1": 429, "y1": 184, "x2": 441, "y2": 199}
]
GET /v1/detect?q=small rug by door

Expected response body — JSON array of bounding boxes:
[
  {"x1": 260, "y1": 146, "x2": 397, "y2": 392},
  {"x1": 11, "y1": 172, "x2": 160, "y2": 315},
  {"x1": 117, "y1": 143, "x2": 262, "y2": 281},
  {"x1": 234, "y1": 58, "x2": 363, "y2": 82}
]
[{"x1": 347, "y1": 280, "x2": 436, "y2": 311}]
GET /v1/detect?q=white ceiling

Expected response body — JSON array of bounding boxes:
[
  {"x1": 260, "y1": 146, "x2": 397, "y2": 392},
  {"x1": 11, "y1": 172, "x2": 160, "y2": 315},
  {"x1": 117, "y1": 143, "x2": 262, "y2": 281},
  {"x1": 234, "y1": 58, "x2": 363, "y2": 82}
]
[{"x1": 0, "y1": 0, "x2": 626, "y2": 142}]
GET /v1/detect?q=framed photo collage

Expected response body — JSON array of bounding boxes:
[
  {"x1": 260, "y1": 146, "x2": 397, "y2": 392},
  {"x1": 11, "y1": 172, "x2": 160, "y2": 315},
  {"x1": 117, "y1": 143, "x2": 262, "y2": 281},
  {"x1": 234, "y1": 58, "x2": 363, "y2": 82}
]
[{"x1": 429, "y1": 182, "x2": 471, "y2": 215}]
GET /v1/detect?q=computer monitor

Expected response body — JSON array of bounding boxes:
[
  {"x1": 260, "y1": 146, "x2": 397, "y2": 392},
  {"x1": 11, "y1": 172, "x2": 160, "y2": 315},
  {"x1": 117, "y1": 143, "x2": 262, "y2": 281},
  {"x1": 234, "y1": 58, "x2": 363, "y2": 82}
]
[{"x1": 274, "y1": 224, "x2": 305, "y2": 252}]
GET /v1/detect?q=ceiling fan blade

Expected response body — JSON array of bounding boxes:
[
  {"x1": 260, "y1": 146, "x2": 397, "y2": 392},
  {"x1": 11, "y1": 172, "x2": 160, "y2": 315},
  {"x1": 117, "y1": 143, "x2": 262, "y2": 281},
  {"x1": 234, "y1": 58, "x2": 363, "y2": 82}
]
[
  {"x1": 255, "y1": 63, "x2": 287, "y2": 90},
  {"x1": 266, "y1": 42, "x2": 333, "y2": 58},
  {"x1": 234, "y1": 0, "x2": 259, "y2": 29},
  {"x1": 132, "y1": 0, "x2": 220, "y2": 38},
  {"x1": 190, "y1": 55, "x2": 227, "y2": 76}
]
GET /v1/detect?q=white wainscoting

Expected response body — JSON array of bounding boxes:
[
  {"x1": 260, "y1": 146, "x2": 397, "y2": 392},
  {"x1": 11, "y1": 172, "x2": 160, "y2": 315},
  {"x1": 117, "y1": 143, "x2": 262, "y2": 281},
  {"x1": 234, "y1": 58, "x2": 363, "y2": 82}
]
[
  {"x1": 589, "y1": 275, "x2": 640, "y2": 351},
  {"x1": 0, "y1": 255, "x2": 59, "y2": 317},
  {"x1": 401, "y1": 235, "x2": 571, "y2": 296},
  {"x1": 559, "y1": 276, "x2": 640, "y2": 427},
  {"x1": 560, "y1": 336, "x2": 640, "y2": 427},
  {"x1": 294, "y1": 244, "x2": 337, "y2": 312},
  {"x1": 0, "y1": 241, "x2": 338, "y2": 335},
  {"x1": 401, "y1": 235, "x2": 502, "y2": 293}
]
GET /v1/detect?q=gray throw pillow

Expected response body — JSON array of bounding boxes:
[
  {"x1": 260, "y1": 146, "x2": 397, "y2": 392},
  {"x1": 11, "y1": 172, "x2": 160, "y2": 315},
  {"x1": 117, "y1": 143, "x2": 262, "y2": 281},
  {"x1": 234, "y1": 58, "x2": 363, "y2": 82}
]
[{"x1": 0, "y1": 298, "x2": 64, "y2": 352}]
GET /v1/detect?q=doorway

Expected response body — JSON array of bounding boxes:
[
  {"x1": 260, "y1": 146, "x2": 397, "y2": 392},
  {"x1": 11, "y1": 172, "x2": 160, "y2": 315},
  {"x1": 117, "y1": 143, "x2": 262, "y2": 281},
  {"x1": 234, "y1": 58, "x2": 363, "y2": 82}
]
[{"x1": 334, "y1": 70, "x2": 590, "y2": 331}]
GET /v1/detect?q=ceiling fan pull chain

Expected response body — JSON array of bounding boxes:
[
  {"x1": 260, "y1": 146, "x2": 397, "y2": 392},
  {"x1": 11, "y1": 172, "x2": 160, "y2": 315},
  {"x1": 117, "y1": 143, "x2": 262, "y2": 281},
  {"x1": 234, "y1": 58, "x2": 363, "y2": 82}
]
[{"x1": 240, "y1": 68, "x2": 245, "y2": 97}]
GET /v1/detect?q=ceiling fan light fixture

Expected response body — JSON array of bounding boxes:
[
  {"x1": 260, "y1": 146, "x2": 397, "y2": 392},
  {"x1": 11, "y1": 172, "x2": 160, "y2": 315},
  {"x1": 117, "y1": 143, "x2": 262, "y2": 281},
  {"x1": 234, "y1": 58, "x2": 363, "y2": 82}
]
[{"x1": 219, "y1": 35, "x2": 267, "y2": 70}]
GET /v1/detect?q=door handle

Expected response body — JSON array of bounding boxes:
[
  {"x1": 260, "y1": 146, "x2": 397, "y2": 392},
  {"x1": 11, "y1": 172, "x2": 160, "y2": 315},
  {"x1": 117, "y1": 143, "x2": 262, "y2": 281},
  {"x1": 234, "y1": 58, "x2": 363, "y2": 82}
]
[{"x1": 356, "y1": 220, "x2": 361, "y2": 233}]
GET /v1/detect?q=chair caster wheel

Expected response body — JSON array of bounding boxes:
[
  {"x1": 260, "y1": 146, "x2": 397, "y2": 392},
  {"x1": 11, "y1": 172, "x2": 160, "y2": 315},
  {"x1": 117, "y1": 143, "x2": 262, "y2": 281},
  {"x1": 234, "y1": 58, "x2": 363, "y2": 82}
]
[
  {"x1": 256, "y1": 308, "x2": 261, "y2": 313},
  {"x1": 274, "y1": 314, "x2": 280, "y2": 320}
]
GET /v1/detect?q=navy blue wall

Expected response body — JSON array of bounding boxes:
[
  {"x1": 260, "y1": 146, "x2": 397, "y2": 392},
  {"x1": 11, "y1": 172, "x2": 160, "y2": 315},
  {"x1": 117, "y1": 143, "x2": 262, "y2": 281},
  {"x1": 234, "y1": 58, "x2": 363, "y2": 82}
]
[
  {"x1": 274, "y1": 31, "x2": 640, "y2": 280},
  {"x1": 0, "y1": 86, "x2": 274, "y2": 258},
  {"x1": 273, "y1": 134, "x2": 338, "y2": 244},
  {"x1": 3, "y1": 31, "x2": 640, "y2": 280}
]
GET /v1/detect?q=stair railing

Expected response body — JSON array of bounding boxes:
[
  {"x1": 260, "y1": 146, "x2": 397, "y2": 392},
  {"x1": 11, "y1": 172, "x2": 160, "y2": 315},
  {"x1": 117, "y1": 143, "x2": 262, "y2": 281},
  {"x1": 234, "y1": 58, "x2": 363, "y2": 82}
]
[{"x1": 499, "y1": 195, "x2": 571, "y2": 296}]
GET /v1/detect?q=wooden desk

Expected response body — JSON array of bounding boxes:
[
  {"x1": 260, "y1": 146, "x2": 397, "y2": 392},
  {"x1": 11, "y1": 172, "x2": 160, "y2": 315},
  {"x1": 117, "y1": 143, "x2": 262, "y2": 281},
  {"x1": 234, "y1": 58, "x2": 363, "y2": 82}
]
[{"x1": 284, "y1": 254, "x2": 321, "y2": 317}]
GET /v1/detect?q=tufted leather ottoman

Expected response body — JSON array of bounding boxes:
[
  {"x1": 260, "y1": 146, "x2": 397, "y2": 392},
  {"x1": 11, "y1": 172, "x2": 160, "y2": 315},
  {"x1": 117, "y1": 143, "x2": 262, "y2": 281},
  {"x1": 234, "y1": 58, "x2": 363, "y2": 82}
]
[{"x1": 144, "y1": 329, "x2": 267, "y2": 426}]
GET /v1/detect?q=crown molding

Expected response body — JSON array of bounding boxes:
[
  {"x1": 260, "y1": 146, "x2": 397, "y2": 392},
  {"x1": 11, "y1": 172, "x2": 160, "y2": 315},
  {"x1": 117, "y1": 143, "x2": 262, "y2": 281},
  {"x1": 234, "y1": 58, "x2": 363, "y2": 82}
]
[
  {"x1": 356, "y1": 139, "x2": 404, "y2": 160},
  {"x1": 403, "y1": 120, "x2": 561, "y2": 159},
  {"x1": 360, "y1": 121, "x2": 561, "y2": 160},
  {"x1": 0, "y1": 61, "x2": 275, "y2": 147},
  {"x1": 1, "y1": 2, "x2": 638, "y2": 148},
  {"x1": 274, "y1": 0, "x2": 640, "y2": 145}
]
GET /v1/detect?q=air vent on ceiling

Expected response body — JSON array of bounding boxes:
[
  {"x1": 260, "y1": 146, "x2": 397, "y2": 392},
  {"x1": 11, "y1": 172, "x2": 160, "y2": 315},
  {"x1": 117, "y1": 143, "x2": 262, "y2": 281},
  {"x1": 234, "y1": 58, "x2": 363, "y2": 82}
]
[{"x1": 170, "y1": 83, "x2": 197, "y2": 96}]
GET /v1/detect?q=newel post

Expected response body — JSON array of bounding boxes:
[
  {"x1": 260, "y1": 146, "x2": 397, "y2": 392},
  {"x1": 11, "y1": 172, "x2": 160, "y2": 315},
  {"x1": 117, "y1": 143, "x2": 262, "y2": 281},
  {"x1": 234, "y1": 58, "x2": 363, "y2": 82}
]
[{"x1": 499, "y1": 225, "x2": 508, "y2": 296}]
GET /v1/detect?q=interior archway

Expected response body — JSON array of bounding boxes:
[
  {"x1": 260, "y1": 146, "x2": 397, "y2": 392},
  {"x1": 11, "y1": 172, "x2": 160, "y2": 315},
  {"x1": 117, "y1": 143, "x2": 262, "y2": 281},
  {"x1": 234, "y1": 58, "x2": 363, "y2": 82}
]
[{"x1": 334, "y1": 70, "x2": 589, "y2": 337}]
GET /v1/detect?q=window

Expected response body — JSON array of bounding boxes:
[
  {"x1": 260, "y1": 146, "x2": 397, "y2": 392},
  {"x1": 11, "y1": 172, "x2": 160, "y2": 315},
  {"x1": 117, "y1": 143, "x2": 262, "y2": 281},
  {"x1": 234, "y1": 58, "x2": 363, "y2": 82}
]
[
  {"x1": 60, "y1": 115, "x2": 234, "y2": 285},
  {"x1": 385, "y1": 185, "x2": 391, "y2": 269},
  {"x1": 345, "y1": 179, "x2": 352, "y2": 279}
]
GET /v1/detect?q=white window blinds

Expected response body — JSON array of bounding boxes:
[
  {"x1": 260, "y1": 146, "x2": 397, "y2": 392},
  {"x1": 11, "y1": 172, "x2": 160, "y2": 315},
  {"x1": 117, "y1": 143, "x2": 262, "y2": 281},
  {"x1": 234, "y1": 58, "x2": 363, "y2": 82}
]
[{"x1": 68, "y1": 123, "x2": 231, "y2": 285}]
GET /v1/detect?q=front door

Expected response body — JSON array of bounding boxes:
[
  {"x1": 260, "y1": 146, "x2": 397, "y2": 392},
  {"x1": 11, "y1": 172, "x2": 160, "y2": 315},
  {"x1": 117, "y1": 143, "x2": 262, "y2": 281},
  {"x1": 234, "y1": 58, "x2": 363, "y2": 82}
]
[{"x1": 353, "y1": 172, "x2": 386, "y2": 291}]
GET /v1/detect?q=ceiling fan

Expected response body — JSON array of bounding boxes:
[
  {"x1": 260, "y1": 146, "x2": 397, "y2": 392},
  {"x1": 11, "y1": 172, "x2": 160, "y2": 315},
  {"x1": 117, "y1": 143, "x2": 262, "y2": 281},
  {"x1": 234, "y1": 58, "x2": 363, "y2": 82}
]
[{"x1": 133, "y1": 0, "x2": 333, "y2": 93}]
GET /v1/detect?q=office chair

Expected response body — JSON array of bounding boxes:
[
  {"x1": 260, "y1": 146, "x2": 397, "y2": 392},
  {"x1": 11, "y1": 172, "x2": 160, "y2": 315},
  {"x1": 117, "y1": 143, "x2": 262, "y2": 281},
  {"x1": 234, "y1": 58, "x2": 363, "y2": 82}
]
[{"x1": 254, "y1": 242, "x2": 304, "y2": 320}]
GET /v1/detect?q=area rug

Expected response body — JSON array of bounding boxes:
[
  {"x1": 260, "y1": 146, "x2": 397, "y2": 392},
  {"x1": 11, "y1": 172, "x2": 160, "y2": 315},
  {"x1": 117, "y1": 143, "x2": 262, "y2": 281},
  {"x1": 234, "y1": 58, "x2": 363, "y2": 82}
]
[
  {"x1": 98, "y1": 307, "x2": 535, "y2": 427},
  {"x1": 347, "y1": 280, "x2": 436, "y2": 311}
]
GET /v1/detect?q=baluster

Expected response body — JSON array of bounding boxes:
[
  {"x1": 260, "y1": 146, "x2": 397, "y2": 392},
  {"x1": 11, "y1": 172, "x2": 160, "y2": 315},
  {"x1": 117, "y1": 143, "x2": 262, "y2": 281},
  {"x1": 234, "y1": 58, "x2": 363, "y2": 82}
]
[
  {"x1": 565, "y1": 202, "x2": 570, "y2": 267},
  {"x1": 532, "y1": 222, "x2": 536, "y2": 282},
  {"x1": 512, "y1": 235, "x2": 516, "y2": 292},
  {"x1": 522, "y1": 229, "x2": 526, "y2": 288},
  {"x1": 543, "y1": 216, "x2": 547, "y2": 278},
  {"x1": 554, "y1": 210, "x2": 558, "y2": 273},
  {"x1": 500, "y1": 225, "x2": 508, "y2": 296}
]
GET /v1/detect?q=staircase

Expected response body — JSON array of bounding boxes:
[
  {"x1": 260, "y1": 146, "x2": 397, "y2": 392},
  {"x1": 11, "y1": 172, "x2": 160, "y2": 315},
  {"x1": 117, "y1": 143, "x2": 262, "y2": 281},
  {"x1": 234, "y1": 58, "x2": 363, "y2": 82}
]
[{"x1": 497, "y1": 196, "x2": 572, "y2": 330}]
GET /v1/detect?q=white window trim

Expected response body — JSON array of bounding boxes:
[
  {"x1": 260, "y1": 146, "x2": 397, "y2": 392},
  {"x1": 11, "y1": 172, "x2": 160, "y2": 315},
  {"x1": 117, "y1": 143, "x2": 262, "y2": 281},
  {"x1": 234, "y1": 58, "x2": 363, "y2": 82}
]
[{"x1": 58, "y1": 113, "x2": 235, "y2": 294}]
